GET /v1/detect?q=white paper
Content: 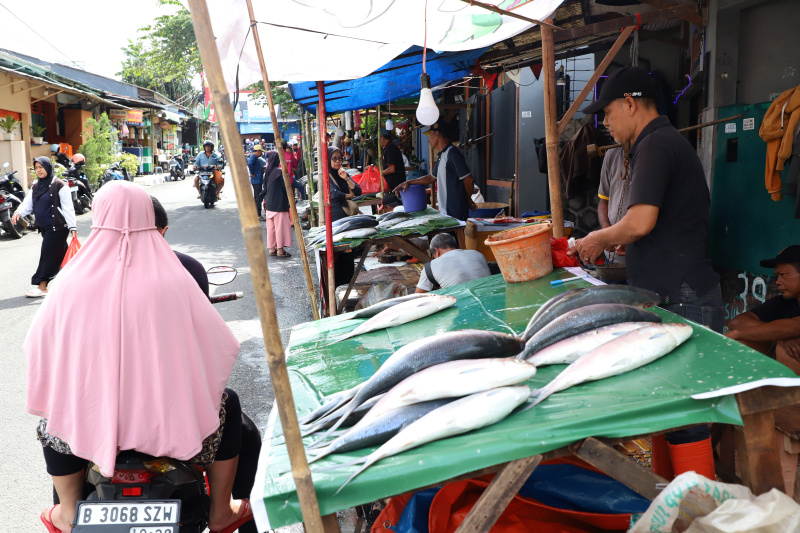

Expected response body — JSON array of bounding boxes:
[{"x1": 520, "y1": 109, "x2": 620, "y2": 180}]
[
  {"x1": 563, "y1": 266, "x2": 606, "y2": 286},
  {"x1": 691, "y1": 377, "x2": 800, "y2": 400}
]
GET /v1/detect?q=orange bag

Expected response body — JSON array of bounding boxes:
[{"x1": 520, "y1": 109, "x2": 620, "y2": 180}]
[
  {"x1": 61, "y1": 236, "x2": 81, "y2": 269},
  {"x1": 353, "y1": 165, "x2": 389, "y2": 194}
]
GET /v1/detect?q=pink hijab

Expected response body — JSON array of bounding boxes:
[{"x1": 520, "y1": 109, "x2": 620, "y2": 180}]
[{"x1": 25, "y1": 180, "x2": 240, "y2": 476}]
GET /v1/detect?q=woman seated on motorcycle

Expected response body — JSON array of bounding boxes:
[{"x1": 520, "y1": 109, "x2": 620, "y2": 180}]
[
  {"x1": 26, "y1": 181, "x2": 250, "y2": 533},
  {"x1": 195, "y1": 140, "x2": 224, "y2": 199}
]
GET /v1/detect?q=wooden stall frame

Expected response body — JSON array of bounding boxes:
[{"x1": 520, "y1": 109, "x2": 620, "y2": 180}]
[
  {"x1": 186, "y1": 0, "x2": 326, "y2": 530},
  {"x1": 245, "y1": 0, "x2": 319, "y2": 321},
  {"x1": 317, "y1": 82, "x2": 337, "y2": 317},
  {"x1": 541, "y1": 19, "x2": 564, "y2": 239}
]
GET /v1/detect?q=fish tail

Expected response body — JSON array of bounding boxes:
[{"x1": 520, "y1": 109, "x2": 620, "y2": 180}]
[
  {"x1": 311, "y1": 456, "x2": 366, "y2": 473},
  {"x1": 335, "y1": 459, "x2": 373, "y2": 495},
  {"x1": 306, "y1": 446, "x2": 334, "y2": 465}
]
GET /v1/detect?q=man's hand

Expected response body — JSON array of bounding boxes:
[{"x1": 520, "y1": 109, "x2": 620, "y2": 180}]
[
  {"x1": 468, "y1": 198, "x2": 477, "y2": 210},
  {"x1": 567, "y1": 232, "x2": 606, "y2": 265},
  {"x1": 393, "y1": 181, "x2": 410, "y2": 195},
  {"x1": 779, "y1": 338, "x2": 800, "y2": 361}
]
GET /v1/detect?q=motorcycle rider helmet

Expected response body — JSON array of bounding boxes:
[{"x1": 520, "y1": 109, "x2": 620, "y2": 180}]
[
  {"x1": 50, "y1": 144, "x2": 60, "y2": 153},
  {"x1": 72, "y1": 153, "x2": 85, "y2": 164},
  {"x1": 203, "y1": 140, "x2": 214, "y2": 150}
]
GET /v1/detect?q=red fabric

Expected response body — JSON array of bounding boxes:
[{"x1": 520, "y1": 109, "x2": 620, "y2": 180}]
[
  {"x1": 551, "y1": 236, "x2": 580, "y2": 267},
  {"x1": 353, "y1": 165, "x2": 389, "y2": 194},
  {"x1": 472, "y1": 60, "x2": 499, "y2": 91},
  {"x1": 530, "y1": 64, "x2": 543, "y2": 80},
  {"x1": 371, "y1": 493, "x2": 414, "y2": 533},
  {"x1": 60, "y1": 236, "x2": 81, "y2": 269}
]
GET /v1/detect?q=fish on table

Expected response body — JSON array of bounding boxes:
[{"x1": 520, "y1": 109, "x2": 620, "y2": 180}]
[
  {"x1": 526, "y1": 321, "x2": 654, "y2": 367},
  {"x1": 326, "y1": 293, "x2": 437, "y2": 324},
  {"x1": 527, "y1": 322, "x2": 693, "y2": 408},
  {"x1": 337, "y1": 294, "x2": 457, "y2": 341}
]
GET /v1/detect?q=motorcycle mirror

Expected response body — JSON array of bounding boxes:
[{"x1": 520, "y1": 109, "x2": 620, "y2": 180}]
[
  {"x1": 2, "y1": 162, "x2": 8, "y2": 169},
  {"x1": 207, "y1": 266, "x2": 237, "y2": 285}
]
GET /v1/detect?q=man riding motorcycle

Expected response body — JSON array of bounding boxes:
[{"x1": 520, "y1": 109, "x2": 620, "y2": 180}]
[{"x1": 195, "y1": 140, "x2": 224, "y2": 199}]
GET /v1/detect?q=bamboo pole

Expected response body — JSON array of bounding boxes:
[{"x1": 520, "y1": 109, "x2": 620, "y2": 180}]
[
  {"x1": 246, "y1": 0, "x2": 319, "y2": 322},
  {"x1": 557, "y1": 26, "x2": 635, "y2": 136},
  {"x1": 317, "y1": 82, "x2": 337, "y2": 316},
  {"x1": 376, "y1": 105, "x2": 385, "y2": 197},
  {"x1": 185, "y1": 1, "x2": 325, "y2": 531},
  {"x1": 541, "y1": 19, "x2": 564, "y2": 239},
  {"x1": 301, "y1": 110, "x2": 317, "y2": 227}
]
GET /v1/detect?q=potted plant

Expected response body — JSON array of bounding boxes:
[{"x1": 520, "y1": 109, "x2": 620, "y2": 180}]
[
  {"x1": 31, "y1": 123, "x2": 46, "y2": 144},
  {"x1": 0, "y1": 115, "x2": 21, "y2": 141}
]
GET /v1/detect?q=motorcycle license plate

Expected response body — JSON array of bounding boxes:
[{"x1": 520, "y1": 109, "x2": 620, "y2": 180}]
[
  {"x1": 0, "y1": 201, "x2": 10, "y2": 211},
  {"x1": 71, "y1": 186, "x2": 79, "y2": 193},
  {"x1": 73, "y1": 501, "x2": 180, "y2": 532}
]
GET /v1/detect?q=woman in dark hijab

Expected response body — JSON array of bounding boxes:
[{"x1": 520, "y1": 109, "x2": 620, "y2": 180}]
[
  {"x1": 12, "y1": 156, "x2": 77, "y2": 298},
  {"x1": 262, "y1": 151, "x2": 293, "y2": 257},
  {"x1": 327, "y1": 145, "x2": 361, "y2": 222}
]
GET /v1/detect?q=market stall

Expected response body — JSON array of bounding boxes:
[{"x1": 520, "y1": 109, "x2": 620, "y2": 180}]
[{"x1": 250, "y1": 269, "x2": 800, "y2": 530}]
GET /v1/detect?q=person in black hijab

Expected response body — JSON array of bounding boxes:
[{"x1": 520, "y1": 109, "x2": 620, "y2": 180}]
[
  {"x1": 12, "y1": 156, "x2": 77, "y2": 297},
  {"x1": 327, "y1": 145, "x2": 361, "y2": 222},
  {"x1": 261, "y1": 150, "x2": 293, "y2": 257}
]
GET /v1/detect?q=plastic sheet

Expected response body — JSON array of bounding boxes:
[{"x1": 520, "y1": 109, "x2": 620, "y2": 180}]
[{"x1": 256, "y1": 272, "x2": 797, "y2": 529}]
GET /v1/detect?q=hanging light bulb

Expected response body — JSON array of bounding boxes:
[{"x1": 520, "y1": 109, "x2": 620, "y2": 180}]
[
  {"x1": 385, "y1": 117, "x2": 394, "y2": 131},
  {"x1": 416, "y1": 73, "x2": 439, "y2": 126}
]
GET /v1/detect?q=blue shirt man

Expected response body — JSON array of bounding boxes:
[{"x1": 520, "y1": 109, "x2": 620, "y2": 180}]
[
  {"x1": 193, "y1": 141, "x2": 225, "y2": 198},
  {"x1": 247, "y1": 144, "x2": 267, "y2": 218}
]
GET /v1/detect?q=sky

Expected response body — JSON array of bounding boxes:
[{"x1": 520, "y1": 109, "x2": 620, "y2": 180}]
[{"x1": 1, "y1": 0, "x2": 182, "y2": 80}]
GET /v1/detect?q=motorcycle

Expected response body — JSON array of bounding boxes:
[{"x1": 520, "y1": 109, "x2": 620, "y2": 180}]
[
  {"x1": 70, "y1": 267, "x2": 248, "y2": 533},
  {"x1": 197, "y1": 165, "x2": 218, "y2": 209},
  {"x1": 63, "y1": 161, "x2": 92, "y2": 214},
  {"x1": 0, "y1": 162, "x2": 33, "y2": 238},
  {"x1": 98, "y1": 161, "x2": 130, "y2": 190},
  {"x1": 169, "y1": 155, "x2": 185, "y2": 181}
]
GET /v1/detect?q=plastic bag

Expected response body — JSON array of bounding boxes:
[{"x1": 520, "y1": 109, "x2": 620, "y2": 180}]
[
  {"x1": 630, "y1": 472, "x2": 800, "y2": 533},
  {"x1": 60, "y1": 236, "x2": 81, "y2": 269},
  {"x1": 353, "y1": 165, "x2": 389, "y2": 194},
  {"x1": 550, "y1": 236, "x2": 580, "y2": 267}
]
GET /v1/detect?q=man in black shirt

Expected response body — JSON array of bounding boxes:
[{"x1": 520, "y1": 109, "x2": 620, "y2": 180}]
[
  {"x1": 726, "y1": 245, "x2": 800, "y2": 367},
  {"x1": 380, "y1": 129, "x2": 406, "y2": 191},
  {"x1": 570, "y1": 67, "x2": 722, "y2": 331}
]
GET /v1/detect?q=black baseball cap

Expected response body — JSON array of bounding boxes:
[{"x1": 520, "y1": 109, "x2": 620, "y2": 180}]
[
  {"x1": 583, "y1": 66, "x2": 658, "y2": 114},
  {"x1": 423, "y1": 117, "x2": 450, "y2": 137},
  {"x1": 760, "y1": 245, "x2": 800, "y2": 268}
]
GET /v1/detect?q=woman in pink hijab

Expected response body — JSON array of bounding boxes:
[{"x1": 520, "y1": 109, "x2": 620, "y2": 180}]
[{"x1": 26, "y1": 181, "x2": 251, "y2": 533}]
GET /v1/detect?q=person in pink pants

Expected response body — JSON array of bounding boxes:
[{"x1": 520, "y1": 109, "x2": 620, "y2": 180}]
[{"x1": 261, "y1": 151, "x2": 292, "y2": 257}]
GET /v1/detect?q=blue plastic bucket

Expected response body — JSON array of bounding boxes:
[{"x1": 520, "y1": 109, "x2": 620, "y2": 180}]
[{"x1": 399, "y1": 184, "x2": 427, "y2": 212}]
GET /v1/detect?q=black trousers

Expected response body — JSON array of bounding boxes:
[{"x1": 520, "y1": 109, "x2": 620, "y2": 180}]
[
  {"x1": 32, "y1": 226, "x2": 69, "y2": 285},
  {"x1": 252, "y1": 183, "x2": 263, "y2": 216}
]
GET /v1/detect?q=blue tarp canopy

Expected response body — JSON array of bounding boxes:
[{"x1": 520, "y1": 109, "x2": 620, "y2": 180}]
[{"x1": 288, "y1": 46, "x2": 489, "y2": 114}]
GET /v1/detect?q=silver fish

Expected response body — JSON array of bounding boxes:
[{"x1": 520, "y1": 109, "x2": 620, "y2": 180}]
[
  {"x1": 528, "y1": 323, "x2": 693, "y2": 407},
  {"x1": 338, "y1": 294, "x2": 457, "y2": 341},
  {"x1": 309, "y1": 329, "x2": 525, "y2": 445},
  {"x1": 328, "y1": 385, "x2": 531, "y2": 494},
  {"x1": 526, "y1": 322, "x2": 653, "y2": 366},
  {"x1": 518, "y1": 303, "x2": 662, "y2": 360},
  {"x1": 299, "y1": 384, "x2": 362, "y2": 426},
  {"x1": 521, "y1": 285, "x2": 661, "y2": 342},
  {"x1": 326, "y1": 293, "x2": 437, "y2": 324},
  {"x1": 332, "y1": 228, "x2": 377, "y2": 242}
]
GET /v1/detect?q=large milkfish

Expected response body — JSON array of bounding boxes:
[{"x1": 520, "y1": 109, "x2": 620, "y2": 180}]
[
  {"x1": 326, "y1": 293, "x2": 436, "y2": 324},
  {"x1": 526, "y1": 321, "x2": 653, "y2": 367},
  {"x1": 337, "y1": 294, "x2": 457, "y2": 341}
]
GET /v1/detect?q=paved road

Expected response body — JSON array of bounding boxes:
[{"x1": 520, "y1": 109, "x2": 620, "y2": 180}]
[{"x1": 0, "y1": 177, "x2": 316, "y2": 531}]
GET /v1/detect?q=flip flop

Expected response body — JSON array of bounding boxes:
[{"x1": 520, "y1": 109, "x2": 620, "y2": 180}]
[
  {"x1": 268, "y1": 250, "x2": 278, "y2": 256},
  {"x1": 210, "y1": 499, "x2": 253, "y2": 533},
  {"x1": 41, "y1": 505, "x2": 63, "y2": 533},
  {"x1": 276, "y1": 250, "x2": 292, "y2": 257}
]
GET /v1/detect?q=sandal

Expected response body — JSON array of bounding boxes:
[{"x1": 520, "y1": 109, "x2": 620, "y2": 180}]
[
  {"x1": 41, "y1": 505, "x2": 63, "y2": 533},
  {"x1": 276, "y1": 250, "x2": 291, "y2": 257},
  {"x1": 268, "y1": 249, "x2": 277, "y2": 256},
  {"x1": 210, "y1": 499, "x2": 253, "y2": 533}
]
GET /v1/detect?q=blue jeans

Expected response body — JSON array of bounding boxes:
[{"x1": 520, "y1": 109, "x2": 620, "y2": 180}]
[
  {"x1": 292, "y1": 178, "x2": 307, "y2": 200},
  {"x1": 661, "y1": 281, "x2": 724, "y2": 334}
]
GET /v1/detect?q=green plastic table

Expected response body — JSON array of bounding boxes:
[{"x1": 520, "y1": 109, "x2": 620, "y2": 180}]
[{"x1": 251, "y1": 270, "x2": 799, "y2": 531}]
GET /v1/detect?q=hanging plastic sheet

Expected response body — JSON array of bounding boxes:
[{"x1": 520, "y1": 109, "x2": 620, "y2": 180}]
[{"x1": 251, "y1": 271, "x2": 796, "y2": 530}]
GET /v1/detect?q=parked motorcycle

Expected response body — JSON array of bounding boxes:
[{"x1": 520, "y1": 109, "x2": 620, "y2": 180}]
[
  {"x1": 197, "y1": 165, "x2": 218, "y2": 209},
  {"x1": 169, "y1": 155, "x2": 185, "y2": 181},
  {"x1": 63, "y1": 157, "x2": 92, "y2": 215},
  {"x1": 98, "y1": 161, "x2": 130, "y2": 190},
  {"x1": 0, "y1": 162, "x2": 33, "y2": 238},
  {"x1": 70, "y1": 267, "x2": 245, "y2": 533}
]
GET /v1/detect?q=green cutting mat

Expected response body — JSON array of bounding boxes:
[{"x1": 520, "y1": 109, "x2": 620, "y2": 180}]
[{"x1": 255, "y1": 270, "x2": 795, "y2": 528}]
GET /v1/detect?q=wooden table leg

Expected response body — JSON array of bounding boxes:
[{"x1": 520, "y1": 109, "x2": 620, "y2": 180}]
[
  {"x1": 386, "y1": 236, "x2": 430, "y2": 264},
  {"x1": 337, "y1": 241, "x2": 373, "y2": 315},
  {"x1": 322, "y1": 513, "x2": 341, "y2": 533},
  {"x1": 736, "y1": 410, "x2": 785, "y2": 494},
  {"x1": 575, "y1": 437, "x2": 668, "y2": 500},
  {"x1": 455, "y1": 227, "x2": 466, "y2": 249},
  {"x1": 453, "y1": 454, "x2": 542, "y2": 533}
]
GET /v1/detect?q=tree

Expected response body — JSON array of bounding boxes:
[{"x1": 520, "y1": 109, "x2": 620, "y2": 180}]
[
  {"x1": 118, "y1": 0, "x2": 201, "y2": 104},
  {"x1": 245, "y1": 81, "x2": 299, "y2": 133},
  {"x1": 79, "y1": 113, "x2": 117, "y2": 185}
]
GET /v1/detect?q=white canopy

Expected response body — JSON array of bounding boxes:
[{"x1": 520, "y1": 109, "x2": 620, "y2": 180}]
[{"x1": 204, "y1": 0, "x2": 565, "y2": 89}]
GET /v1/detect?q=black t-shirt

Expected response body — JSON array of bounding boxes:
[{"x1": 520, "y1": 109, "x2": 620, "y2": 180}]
[
  {"x1": 625, "y1": 116, "x2": 719, "y2": 303},
  {"x1": 752, "y1": 296, "x2": 800, "y2": 323},
  {"x1": 175, "y1": 250, "x2": 209, "y2": 297},
  {"x1": 382, "y1": 142, "x2": 406, "y2": 191}
]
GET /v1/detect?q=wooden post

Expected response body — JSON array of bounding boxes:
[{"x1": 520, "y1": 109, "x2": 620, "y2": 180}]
[
  {"x1": 541, "y1": 19, "x2": 564, "y2": 238},
  {"x1": 317, "y1": 82, "x2": 337, "y2": 316},
  {"x1": 185, "y1": 1, "x2": 325, "y2": 531},
  {"x1": 557, "y1": 26, "x2": 634, "y2": 136},
  {"x1": 246, "y1": 0, "x2": 319, "y2": 321},
  {"x1": 376, "y1": 105, "x2": 385, "y2": 197},
  {"x1": 301, "y1": 110, "x2": 317, "y2": 227}
]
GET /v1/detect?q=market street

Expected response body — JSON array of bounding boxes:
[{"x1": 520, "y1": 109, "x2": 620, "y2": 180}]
[{"x1": 0, "y1": 176, "x2": 314, "y2": 531}]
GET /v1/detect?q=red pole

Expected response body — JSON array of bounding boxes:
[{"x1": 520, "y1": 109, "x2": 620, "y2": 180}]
[{"x1": 317, "y1": 81, "x2": 336, "y2": 316}]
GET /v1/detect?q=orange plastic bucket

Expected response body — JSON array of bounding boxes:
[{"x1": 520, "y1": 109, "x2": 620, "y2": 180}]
[{"x1": 485, "y1": 222, "x2": 553, "y2": 283}]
